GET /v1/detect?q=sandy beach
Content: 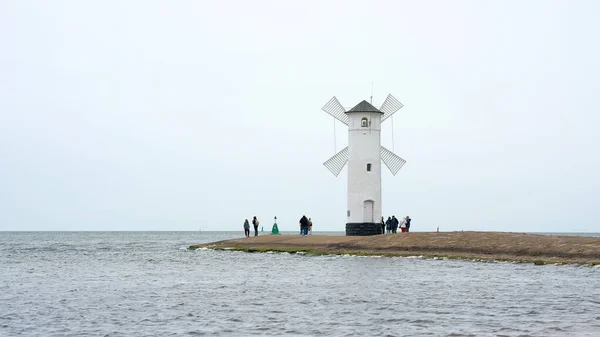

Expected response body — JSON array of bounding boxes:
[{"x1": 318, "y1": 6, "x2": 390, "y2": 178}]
[{"x1": 190, "y1": 231, "x2": 600, "y2": 265}]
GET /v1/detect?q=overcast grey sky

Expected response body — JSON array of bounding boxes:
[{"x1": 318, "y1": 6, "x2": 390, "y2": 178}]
[{"x1": 1, "y1": 0, "x2": 599, "y2": 232}]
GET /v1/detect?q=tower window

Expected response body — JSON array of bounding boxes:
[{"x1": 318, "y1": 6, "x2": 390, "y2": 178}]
[
  {"x1": 361, "y1": 117, "x2": 368, "y2": 127},
  {"x1": 367, "y1": 163, "x2": 371, "y2": 171}
]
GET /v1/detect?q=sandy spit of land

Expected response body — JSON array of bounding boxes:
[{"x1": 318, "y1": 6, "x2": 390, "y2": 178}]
[{"x1": 190, "y1": 232, "x2": 600, "y2": 265}]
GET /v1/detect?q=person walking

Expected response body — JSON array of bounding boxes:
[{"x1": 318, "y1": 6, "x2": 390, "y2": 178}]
[
  {"x1": 391, "y1": 216, "x2": 399, "y2": 233},
  {"x1": 405, "y1": 216, "x2": 411, "y2": 232},
  {"x1": 299, "y1": 215, "x2": 309, "y2": 236},
  {"x1": 386, "y1": 217, "x2": 392, "y2": 234},
  {"x1": 252, "y1": 216, "x2": 259, "y2": 236},
  {"x1": 243, "y1": 219, "x2": 250, "y2": 238},
  {"x1": 308, "y1": 218, "x2": 313, "y2": 235},
  {"x1": 380, "y1": 216, "x2": 385, "y2": 234}
]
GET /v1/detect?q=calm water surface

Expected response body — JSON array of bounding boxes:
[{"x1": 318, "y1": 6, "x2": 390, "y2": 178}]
[{"x1": 1, "y1": 231, "x2": 599, "y2": 337}]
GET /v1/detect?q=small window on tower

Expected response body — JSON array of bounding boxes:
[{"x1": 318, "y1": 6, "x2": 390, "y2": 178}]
[
  {"x1": 361, "y1": 117, "x2": 368, "y2": 127},
  {"x1": 367, "y1": 163, "x2": 372, "y2": 171}
]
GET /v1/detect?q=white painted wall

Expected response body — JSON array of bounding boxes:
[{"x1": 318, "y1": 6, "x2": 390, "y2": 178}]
[{"x1": 346, "y1": 111, "x2": 382, "y2": 223}]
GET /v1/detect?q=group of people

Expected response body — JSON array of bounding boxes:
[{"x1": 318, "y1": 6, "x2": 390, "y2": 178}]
[
  {"x1": 243, "y1": 216, "x2": 260, "y2": 237},
  {"x1": 381, "y1": 215, "x2": 411, "y2": 234},
  {"x1": 299, "y1": 215, "x2": 313, "y2": 236},
  {"x1": 243, "y1": 215, "x2": 409, "y2": 236},
  {"x1": 243, "y1": 215, "x2": 314, "y2": 237}
]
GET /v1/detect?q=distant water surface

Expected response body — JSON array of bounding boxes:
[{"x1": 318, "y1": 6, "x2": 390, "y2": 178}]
[{"x1": 1, "y1": 231, "x2": 599, "y2": 337}]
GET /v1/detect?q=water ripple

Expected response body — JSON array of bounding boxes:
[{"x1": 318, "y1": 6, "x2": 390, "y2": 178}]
[{"x1": 1, "y1": 231, "x2": 599, "y2": 336}]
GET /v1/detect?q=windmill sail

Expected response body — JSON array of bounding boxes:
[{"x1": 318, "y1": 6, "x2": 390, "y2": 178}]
[
  {"x1": 380, "y1": 146, "x2": 406, "y2": 175},
  {"x1": 380, "y1": 94, "x2": 404, "y2": 122},
  {"x1": 323, "y1": 146, "x2": 348, "y2": 177},
  {"x1": 322, "y1": 96, "x2": 349, "y2": 125}
]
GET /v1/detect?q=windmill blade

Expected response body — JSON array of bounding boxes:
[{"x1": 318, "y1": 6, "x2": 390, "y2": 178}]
[
  {"x1": 323, "y1": 146, "x2": 348, "y2": 177},
  {"x1": 380, "y1": 146, "x2": 406, "y2": 175},
  {"x1": 322, "y1": 96, "x2": 349, "y2": 125},
  {"x1": 380, "y1": 94, "x2": 404, "y2": 123}
]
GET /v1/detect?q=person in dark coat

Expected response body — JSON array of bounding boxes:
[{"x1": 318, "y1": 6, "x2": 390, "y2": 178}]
[
  {"x1": 299, "y1": 215, "x2": 309, "y2": 236},
  {"x1": 252, "y1": 216, "x2": 259, "y2": 236},
  {"x1": 386, "y1": 217, "x2": 392, "y2": 234},
  {"x1": 391, "y1": 215, "x2": 399, "y2": 234},
  {"x1": 243, "y1": 219, "x2": 250, "y2": 238},
  {"x1": 380, "y1": 216, "x2": 385, "y2": 234},
  {"x1": 405, "y1": 216, "x2": 411, "y2": 232}
]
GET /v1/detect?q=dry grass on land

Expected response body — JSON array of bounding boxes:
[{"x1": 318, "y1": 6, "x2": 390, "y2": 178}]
[{"x1": 190, "y1": 231, "x2": 600, "y2": 265}]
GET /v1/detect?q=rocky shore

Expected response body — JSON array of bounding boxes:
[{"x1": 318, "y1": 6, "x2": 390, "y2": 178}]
[{"x1": 190, "y1": 231, "x2": 600, "y2": 266}]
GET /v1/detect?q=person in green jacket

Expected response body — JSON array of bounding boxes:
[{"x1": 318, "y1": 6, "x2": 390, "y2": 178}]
[{"x1": 243, "y1": 219, "x2": 250, "y2": 238}]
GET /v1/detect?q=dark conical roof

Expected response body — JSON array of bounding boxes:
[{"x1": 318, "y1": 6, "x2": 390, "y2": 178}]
[{"x1": 345, "y1": 100, "x2": 382, "y2": 114}]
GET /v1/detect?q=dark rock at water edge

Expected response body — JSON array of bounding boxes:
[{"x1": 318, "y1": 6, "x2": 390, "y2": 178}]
[{"x1": 346, "y1": 223, "x2": 382, "y2": 236}]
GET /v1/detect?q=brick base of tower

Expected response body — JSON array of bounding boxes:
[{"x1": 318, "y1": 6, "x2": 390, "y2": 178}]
[{"x1": 345, "y1": 223, "x2": 383, "y2": 236}]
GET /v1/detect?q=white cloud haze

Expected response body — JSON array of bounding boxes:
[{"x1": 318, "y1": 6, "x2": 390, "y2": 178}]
[{"x1": 1, "y1": 0, "x2": 599, "y2": 232}]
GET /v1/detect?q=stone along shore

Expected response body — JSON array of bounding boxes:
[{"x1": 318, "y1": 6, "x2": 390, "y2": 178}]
[{"x1": 190, "y1": 232, "x2": 600, "y2": 265}]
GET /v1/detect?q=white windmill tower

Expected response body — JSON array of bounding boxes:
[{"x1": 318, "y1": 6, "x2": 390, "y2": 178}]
[{"x1": 322, "y1": 94, "x2": 406, "y2": 236}]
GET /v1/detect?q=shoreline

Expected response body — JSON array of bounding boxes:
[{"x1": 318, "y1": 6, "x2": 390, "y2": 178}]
[{"x1": 190, "y1": 231, "x2": 600, "y2": 266}]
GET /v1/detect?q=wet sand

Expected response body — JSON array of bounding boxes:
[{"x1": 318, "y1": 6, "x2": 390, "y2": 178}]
[{"x1": 190, "y1": 231, "x2": 600, "y2": 265}]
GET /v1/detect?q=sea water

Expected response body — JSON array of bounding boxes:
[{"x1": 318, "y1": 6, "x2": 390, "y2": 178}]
[{"x1": 1, "y1": 231, "x2": 599, "y2": 336}]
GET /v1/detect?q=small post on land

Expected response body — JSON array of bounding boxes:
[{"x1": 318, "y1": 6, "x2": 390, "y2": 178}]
[{"x1": 271, "y1": 216, "x2": 280, "y2": 235}]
